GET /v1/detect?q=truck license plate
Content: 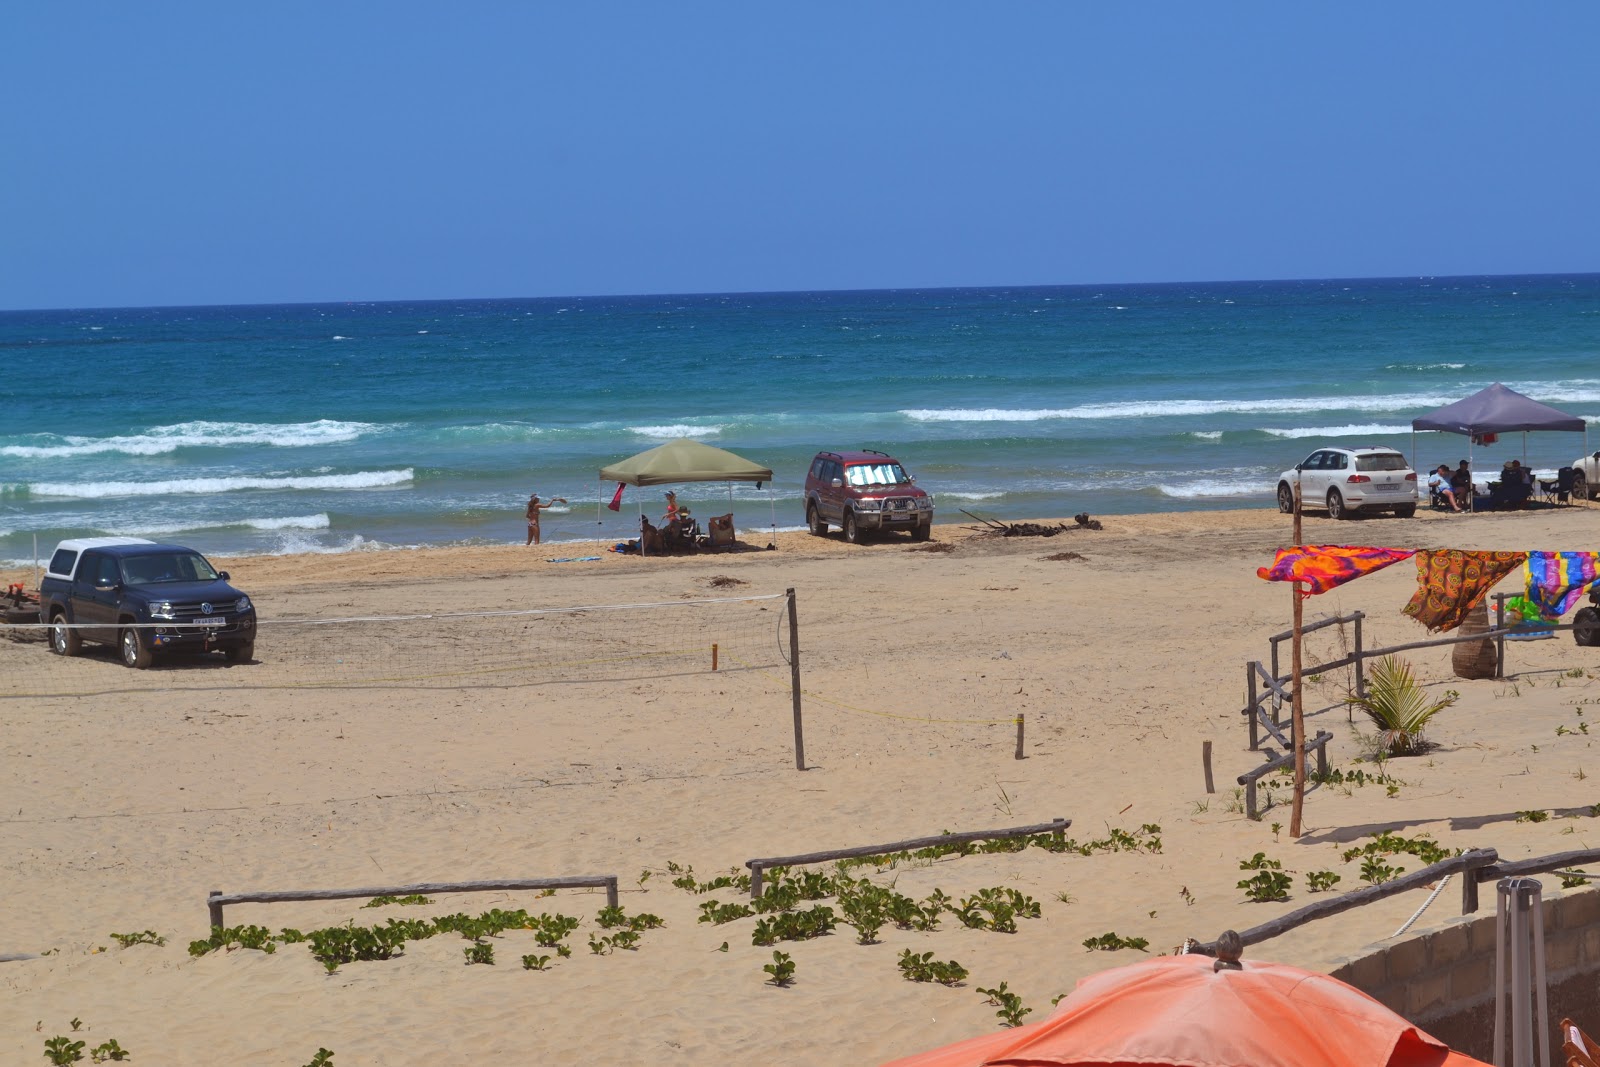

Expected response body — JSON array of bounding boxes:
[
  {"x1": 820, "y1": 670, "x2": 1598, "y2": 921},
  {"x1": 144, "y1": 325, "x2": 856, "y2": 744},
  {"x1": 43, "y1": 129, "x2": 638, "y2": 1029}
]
[{"x1": 194, "y1": 617, "x2": 225, "y2": 627}]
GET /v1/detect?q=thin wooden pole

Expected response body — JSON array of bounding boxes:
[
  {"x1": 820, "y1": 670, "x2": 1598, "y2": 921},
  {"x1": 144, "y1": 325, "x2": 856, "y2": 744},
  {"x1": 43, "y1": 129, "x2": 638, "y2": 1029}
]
[
  {"x1": 787, "y1": 587, "x2": 805, "y2": 771},
  {"x1": 1014, "y1": 714, "x2": 1025, "y2": 759},
  {"x1": 1203, "y1": 740, "x2": 1215, "y2": 793},
  {"x1": 1290, "y1": 478, "x2": 1307, "y2": 838},
  {"x1": 711, "y1": 643, "x2": 718, "y2": 671}
]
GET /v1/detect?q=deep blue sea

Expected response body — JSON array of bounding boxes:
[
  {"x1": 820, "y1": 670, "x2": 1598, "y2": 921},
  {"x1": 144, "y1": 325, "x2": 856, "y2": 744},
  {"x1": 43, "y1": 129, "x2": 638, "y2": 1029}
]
[{"x1": 2, "y1": 275, "x2": 1597, "y2": 563}]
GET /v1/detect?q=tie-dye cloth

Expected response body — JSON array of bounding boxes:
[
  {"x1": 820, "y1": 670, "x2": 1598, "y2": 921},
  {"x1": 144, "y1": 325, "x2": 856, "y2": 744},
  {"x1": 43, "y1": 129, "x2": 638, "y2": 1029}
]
[
  {"x1": 1524, "y1": 551, "x2": 1600, "y2": 619},
  {"x1": 1402, "y1": 549, "x2": 1528, "y2": 633},
  {"x1": 1256, "y1": 545, "x2": 1417, "y2": 598}
]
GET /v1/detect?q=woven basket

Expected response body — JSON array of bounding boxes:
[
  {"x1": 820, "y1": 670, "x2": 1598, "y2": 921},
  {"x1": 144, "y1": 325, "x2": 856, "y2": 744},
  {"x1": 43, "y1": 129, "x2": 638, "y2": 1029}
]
[{"x1": 1451, "y1": 600, "x2": 1498, "y2": 679}]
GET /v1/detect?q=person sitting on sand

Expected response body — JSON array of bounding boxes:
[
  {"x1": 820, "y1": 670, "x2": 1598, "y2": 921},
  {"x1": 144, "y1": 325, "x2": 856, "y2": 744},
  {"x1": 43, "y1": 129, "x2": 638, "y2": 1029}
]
[
  {"x1": 525, "y1": 493, "x2": 566, "y2": 546},
  {"x1": 1428, "y1": 465, "x2": 1463, "y2": 512}
]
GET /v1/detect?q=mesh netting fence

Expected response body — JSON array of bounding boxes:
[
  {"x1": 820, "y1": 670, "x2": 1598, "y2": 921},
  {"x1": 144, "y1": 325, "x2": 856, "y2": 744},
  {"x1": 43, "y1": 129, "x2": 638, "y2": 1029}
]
[{"x1": 0, "y1": 592, "x2": 792, "y2": 699}]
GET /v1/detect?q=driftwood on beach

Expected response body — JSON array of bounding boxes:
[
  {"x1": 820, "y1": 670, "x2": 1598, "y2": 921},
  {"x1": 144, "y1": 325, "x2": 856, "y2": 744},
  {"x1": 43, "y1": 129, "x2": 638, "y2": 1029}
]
[{"x1": 960, "y1": 509, "x2": 1103, "y2": 536}]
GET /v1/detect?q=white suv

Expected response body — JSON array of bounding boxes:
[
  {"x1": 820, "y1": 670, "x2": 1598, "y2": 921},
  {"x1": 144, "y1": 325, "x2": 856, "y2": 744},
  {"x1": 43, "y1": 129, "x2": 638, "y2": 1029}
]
[
  {"x1": 1571, "y1": 451, "x2": 1600, "y2": 501},
  {"x1": 1276, "y1": 447, "x2": 1418, "y2": 519}
]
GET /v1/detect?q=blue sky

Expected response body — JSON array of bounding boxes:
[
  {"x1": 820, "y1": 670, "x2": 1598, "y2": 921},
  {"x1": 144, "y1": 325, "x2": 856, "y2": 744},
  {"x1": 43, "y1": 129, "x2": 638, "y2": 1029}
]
[{"x1": 4, "y1": 3, "x2": 1597, "y2": 310}]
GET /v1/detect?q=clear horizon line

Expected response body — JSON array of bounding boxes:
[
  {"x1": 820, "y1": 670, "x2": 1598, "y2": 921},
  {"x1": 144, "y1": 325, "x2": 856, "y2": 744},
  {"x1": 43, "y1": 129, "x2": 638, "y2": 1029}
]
[{"x1": 3, "y1": 269, "x2": 1597, "y2": 316}]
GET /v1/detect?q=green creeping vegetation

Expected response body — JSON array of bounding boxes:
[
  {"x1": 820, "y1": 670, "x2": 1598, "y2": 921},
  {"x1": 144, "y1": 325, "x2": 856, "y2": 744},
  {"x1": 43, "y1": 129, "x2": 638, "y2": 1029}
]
[
  {"x1": 362, "y1": 894, "x2": 433, "y2": 908},
  {"x1": 698, "y1": 900, "x2": 756, "y2": 925},
  {"x1": 1236, "y1": 853, "x2": 1291, "y2": 903},
  {"x1": 303, "y1": 1052, "x2": 335, "y2": 1067},
  {"x1": 952, "y1": 888, "x2": 1041, "y2": 934},
  {"x1": 898, "y1": 950, "x2": 969, "y2": 985},
  {"x1": 752, "y1": 906, "x2": 836, "y2": 946},
  {"x1": 1360, "y1": 857, "x2": 1405, "y2": 886},
  {"x1": 522, "y1": 953, "x2": 553, "y2": 970},
  {"x1": 667, "y1": 861, "x2": 752, "y2": 894},
  {"x1": 42, "y1": 1024, "x2": 131, "y2": 1065},
  {"x1": 108, "y1": 930, "x2": 165, "y2": 948},
  {"x1": 1305, "y1": 870, "x2": 1342, "y2": 893},
  {"x1": 187, "y1": 904, "x2": 643, "y2": 973},
  {"x1": 977, "y1": 982, "x2": 1033, "y2": 1028},
  {"x1": 1517, "y1": 810, "x2": 1551, "y2": 823},
  {"x1": 764, "y1": 950, "x2": 796, "y2": 986},
  {"x1": 90, "y1": 1039, "x2": 130, "y2": 1063},
  {"x1": 1341, "y1": 831, "x2": 1460, "y2": 867},
  {"x1": 1082, "y1": 932, "x2": 1149, "y2": 952},
  {"x1": 1561, "y1": 871, "x2": 1591, "y2": 888}
]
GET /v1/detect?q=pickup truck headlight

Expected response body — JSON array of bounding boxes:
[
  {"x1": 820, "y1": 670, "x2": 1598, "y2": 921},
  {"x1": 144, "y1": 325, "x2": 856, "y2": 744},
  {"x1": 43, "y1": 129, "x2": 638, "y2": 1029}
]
[
  {"x1": 855, "y1": 500, "x2": 881, "y2": 511},
  {"x1": 236, "y1": 595, "x2": 252, "y2": 613},
  {"x1": 151, "y1": 601, "x2": 176, "y2": 619},
  {"x1": 916, "y1": 498, "x2": 933, "y2": 510}
]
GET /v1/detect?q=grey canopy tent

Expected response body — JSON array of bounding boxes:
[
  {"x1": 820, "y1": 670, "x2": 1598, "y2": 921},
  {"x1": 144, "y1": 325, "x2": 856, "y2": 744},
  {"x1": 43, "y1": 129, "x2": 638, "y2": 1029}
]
[
  {"x1": 1411, "y1": 382, "x2": 1588, "y2": 483},
  {"x1": 597, "y1": 439, "x2": 776, "y2": 552}
]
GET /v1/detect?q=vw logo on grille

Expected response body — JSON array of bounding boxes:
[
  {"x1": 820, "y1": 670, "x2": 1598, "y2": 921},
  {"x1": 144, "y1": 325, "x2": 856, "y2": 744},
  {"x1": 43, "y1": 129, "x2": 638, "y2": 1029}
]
[{"x1": 201, "y1": 602, "x2": 214, "y2": 615}]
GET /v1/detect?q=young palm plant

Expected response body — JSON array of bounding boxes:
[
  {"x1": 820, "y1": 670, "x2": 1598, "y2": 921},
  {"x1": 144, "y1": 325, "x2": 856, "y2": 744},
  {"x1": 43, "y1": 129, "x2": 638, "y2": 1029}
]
[{"x1": 1345, "y1": 656, "x2": 1455, "y2": 756}]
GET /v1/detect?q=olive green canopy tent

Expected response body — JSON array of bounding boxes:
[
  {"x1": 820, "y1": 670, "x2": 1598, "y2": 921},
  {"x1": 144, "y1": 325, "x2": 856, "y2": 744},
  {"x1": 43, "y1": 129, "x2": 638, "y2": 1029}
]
[
  {"x1": 596, "y1": 439, "x2": 776, "y2": 552},
  {"x1": 598, "y1": 438, "x2": 773, "y2": 486}
]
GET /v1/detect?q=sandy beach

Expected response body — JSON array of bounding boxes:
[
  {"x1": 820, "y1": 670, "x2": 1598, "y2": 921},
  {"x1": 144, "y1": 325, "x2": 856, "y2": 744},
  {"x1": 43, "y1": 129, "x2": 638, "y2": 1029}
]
[{"x1": 5, "y1": 503, "x2": 1600, "y2": 1065}]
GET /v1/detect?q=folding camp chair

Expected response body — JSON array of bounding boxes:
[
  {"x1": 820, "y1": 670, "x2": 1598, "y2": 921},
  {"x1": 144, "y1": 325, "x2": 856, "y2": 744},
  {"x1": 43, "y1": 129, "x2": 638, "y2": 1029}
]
[
  {"x1": 1562, "y1": 1017, "x2": 1600, "y2": 1067},
  {"x1": 706, "y1": 514, "x2": 736, "y2": 549},
  {"x1": 1540, "y1": 467, "x2": 1577, "y2": 505}
]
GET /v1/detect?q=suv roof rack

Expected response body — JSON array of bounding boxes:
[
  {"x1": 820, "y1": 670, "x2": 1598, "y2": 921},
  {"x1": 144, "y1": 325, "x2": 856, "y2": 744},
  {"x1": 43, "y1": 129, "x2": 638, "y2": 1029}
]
[{"x1": 862, "y1": 448, "x2": 891, "y2": 457}]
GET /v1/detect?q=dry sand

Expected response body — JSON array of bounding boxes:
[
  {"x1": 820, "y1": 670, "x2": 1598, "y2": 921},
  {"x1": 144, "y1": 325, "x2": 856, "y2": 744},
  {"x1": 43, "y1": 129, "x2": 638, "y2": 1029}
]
[{"x1": 5, "y1": 505, "x2": 1600, "y2": 1065}]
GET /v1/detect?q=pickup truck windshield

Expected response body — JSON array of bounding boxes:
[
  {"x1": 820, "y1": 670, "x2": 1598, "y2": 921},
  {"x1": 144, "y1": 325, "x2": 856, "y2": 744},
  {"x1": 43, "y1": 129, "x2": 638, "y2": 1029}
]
[
  {"x1": 121, "y1": 553, "x2": 220, "y2": 586},
  {"x1": 845, "y1": 463, "x2": 909, "y2": 487}
]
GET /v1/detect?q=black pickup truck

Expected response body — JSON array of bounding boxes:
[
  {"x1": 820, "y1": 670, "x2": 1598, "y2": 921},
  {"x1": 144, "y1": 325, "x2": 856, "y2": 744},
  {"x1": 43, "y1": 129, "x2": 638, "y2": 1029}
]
[{"x1": 39, "y1": 538, "x2": 257, "y2": 668}]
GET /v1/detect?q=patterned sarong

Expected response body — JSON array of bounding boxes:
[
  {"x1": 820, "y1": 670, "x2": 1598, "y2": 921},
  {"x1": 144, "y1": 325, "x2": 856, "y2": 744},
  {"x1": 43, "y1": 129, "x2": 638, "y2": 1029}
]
[
  {"x1": 1524, "y1": 551, "x2": 1600, "y2": 618},
  {"x1": 1257, "y1": 545, "x2": 1417, "y2": 598},
  {"x1": 1402, "y1": 549, "x2": 1527, "y2": 632}
]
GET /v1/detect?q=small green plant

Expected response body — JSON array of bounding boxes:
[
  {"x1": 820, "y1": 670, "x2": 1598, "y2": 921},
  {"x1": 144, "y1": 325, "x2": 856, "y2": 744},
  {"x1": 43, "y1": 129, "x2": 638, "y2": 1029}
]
[
  {"x1": 1191, "y1": 799, "x2": 1210, "y2": 814},
  {"x1": 463, "y1": 939, "x2": 495, "y2": 965},
  {"x1": 303, "y1": 1052, "x2": 335, "y2": 1067},
  {"x1": 1238, "y1": 869, "x2": 1291, "y2": 902},
  {"x1": 362, "y1": 894, "x2": 432, "y2": 908},
  {"x1": 697, "y1": 900, "x2": 755, "y2": 925},
  {"x1": 1517, "y1": 809, "x2": 1551, "y2": 823},
  {"x1": 1560, "y1": 871, "x2": 1591, "y2": 888},
  {"x1": 43, "y1": 1036, "x2": 86, "y2": 1065},
  {"x1": 108, "y1": 930, "x2": 164, "y2": 948},
  {"x1": 1179, "y1": 885, "x2": 1196, "y2": 906},
  {"x1": 1306, "y1": 870, "x2": 1342, "y2": 893},
  {"x1": 89, "y1": 1040, "x2": 130, "y2": 1063},
  {"x1": 521, "y1": 953, "x2": 552, "y2": 970},
  {"x1": 977, "y1": 982, "x2": 1033, "y2": 1027},
  {"x1": 1344, "y1": 656, "x2": 1456, "y2": 756},
  {"x1": 763, "y1": 950, "x2": 796, "y2": 986},
  {"x1": 897, "y1": 949, "x2": 968, "y2": 984},
  {"x1": 588, "y1": 934, "x2": 613, "y2": 955},
  {"x1": 1081, "y1": 932, "x2": 1149, "y2": 952},
  {"x1": 1054, "y1": 890, "x2": 1076, "y2": 905},
  {"x1": 1360, "y1": 856, "x2": 1404, "y2": 885}
]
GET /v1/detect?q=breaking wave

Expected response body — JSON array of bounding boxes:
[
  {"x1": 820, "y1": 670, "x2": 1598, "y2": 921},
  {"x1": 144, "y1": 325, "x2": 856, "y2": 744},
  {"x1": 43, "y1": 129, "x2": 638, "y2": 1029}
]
[{"x1": 28, "y1": 470, "x2": 413, "y2": 499}]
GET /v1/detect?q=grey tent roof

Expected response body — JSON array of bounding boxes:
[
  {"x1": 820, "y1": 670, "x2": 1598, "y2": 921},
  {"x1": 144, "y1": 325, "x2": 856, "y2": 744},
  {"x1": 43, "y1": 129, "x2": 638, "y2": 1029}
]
[
  {"x1": 1411, "y1": 382, "x2": 1586, "y2": 436},
  {"x1": 597, "y1": 439, "x2": 774, "y2": 487}
]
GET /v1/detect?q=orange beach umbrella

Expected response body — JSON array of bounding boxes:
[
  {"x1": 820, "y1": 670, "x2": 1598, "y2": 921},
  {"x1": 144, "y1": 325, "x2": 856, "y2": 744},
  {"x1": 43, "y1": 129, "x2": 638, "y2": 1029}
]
[{"x1": 882, "y1": 948, "x2": 1489, "y2": 1067}]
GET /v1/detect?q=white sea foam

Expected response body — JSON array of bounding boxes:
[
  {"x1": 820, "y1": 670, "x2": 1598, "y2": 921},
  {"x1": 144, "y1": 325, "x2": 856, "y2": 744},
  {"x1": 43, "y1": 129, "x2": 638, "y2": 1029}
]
[
  {"x1": 902, "y1": 395, "x2": 1457, "y2": 421},
  {"x1": 627, "y1": 423, "x2": 723, "y2": 438},
  {"x1": 1386, "y1": 362, "x2": 1466, "y2": 371},
  {"x1": 28, "y1": 470, "x2": 413, "y2": 499},
  {"x1": 0, "y1": 420, "x2": 379, "y2": 459},
  {"x1": 934, "y1": 491, "x2": 1006, "y2": 501},
  {"x1": 1160, "y1": 477, "x2": 1274, "y2": 499},
  {"x1": 1260, "y1": 424, "x2": 1413, "y2": 439},
  {"x1": 1189, "y1": 431, "x2": 1224, "y2": 441}
]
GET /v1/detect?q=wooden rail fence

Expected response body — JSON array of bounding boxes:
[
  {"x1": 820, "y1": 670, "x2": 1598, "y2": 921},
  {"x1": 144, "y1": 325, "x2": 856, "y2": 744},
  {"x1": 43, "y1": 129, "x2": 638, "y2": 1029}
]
[
  {"x1": 206, "y1": 876, "x2": 620, "y2": 928},
  {"x1": 744, "y1": 818, "x2": 1070, "y2": 898}
]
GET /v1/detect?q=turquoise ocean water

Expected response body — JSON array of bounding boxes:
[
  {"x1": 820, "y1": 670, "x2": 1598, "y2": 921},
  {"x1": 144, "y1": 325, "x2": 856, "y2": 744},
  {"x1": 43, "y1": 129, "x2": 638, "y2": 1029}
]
[{"x1": 2, "y1": 274, "x2": 1597, "y2": 563}]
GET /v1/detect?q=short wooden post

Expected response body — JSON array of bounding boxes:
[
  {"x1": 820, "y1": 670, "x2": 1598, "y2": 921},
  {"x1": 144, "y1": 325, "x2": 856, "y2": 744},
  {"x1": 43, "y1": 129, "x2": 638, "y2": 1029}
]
[
  {"x1": 208, "y1": 890, "x2": 225, "y2": 929},
  {"x1": 604, "y1": 876, "x2": 619, "y2": 909},
  {"x1": 748, "y1": 863, "x2": 765, "y2": 900},
  {"x1": 1014, "y1": 714, "x2": 1025, "y2": 759},
  {"x1": 1244, "y1": 778, "x2": 1259, "y2": 821},
  {"x1": 1246, "y1": 662, "x2": 1260, "y2": 751},
  {"x1": 711, "y1": 643, "x2": 719, "y2": 671},
  {"x1": 1203, "y1": 740, "x2": 1215, "y2": 793},
  {"x1": 1314, "y1": 733, "x2": 1329, "y2": 778},
  {"x1": 1352, "y1": 611, "x2": 1366, "y2": 704},
  {"x1": 1494, "y1": 594, "x2": 1507, "y2": 679},
  {"x1": 1463, "y1": 870, "x2": 1481, "y2": 914},
  {"x1": 787, "y1": 588, "x2": 805, "y2": 771}
]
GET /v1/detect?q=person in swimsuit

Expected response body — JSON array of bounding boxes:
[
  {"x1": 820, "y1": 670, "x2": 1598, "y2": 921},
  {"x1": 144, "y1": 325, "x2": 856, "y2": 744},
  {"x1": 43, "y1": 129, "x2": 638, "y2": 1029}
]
[{"x1": 525, "y1": 493, "x2": 566, "y2": 545}]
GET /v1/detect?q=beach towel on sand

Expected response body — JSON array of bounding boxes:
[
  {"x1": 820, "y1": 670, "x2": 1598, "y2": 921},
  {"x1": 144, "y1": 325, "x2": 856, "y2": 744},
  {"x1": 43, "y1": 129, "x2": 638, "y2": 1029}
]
[
  {"x1": 1256, "y1": 545, "x2": 1416, "y2": 598},
  {"x1": 1524, "y1": 551, "x2": 1600, "y2": 618},
  {"x1": 1402, "y1": 549, "x2": 1527, "y2": 633}
]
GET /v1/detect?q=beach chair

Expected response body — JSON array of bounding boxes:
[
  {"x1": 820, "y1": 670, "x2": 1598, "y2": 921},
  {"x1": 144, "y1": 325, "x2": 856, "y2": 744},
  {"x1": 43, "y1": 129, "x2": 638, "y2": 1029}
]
[
  {"x1": 1561, "y1": 1017, "x2": 1600, "y2": 1067},
  {"x1": 1540, "y1": 467, "x2": 1577, "y2": 506},
  {"x1": 707, "y1": 514, "x2": 736, "y2": 549}
]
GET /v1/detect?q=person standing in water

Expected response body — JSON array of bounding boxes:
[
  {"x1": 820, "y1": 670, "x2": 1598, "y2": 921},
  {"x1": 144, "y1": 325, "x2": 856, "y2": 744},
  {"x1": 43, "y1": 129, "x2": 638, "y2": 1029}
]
[{"x1": 525, "y1": 493, "x2": 566, "y2": 545}]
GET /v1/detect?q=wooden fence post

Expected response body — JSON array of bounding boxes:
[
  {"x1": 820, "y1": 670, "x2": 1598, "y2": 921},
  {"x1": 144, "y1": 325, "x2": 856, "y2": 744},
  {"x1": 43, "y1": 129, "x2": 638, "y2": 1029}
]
[
  {"x1": 787, "y1": 588, "x2": 805, "y2": 771},
  {"x1": 1353, "y1": 611, "x2": 1366, "y2": 702},
  {"x1": 208, "y1": 890, "x2": 224, "y2": 929},
  {"x1": 1014, "y1": 714, "x2": 1025, "y2": 759},
  {"x1": 1203, "y1": 740, "x2": 1215, "y2": 793},
  {"x1": 1246, "y1": 661, "x2": 1260, "y2": 751}
]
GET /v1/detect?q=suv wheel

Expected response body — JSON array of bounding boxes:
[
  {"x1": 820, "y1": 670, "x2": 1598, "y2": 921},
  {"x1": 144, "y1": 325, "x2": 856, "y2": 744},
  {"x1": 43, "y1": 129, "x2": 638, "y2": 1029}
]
[
  {"x1": 224, "y1": 642, "x2": 254, "y2": 665},
  {"x1": 1277, "y1": 483, "x2": 1295, "y2": 514},
  {"x1": 1576, "y1": 470, "x2": 1591, "y2": 501},
  {"x1": 842, "y1": 510, "x2": 863, "y2": 545},
  {"x1": 1326, "y1": 488, "x2": 1347, "y2": 520},
  {"x1": 120, "y1": 626, "x2": 153, "y2": 669},
  {"x1": 50, "y1": 612, "x2": 81, "y2": 657},
  {"x1": 1393, "y1": 504, "x2": 1416, "y2": 519},
  {"x1": 806, "y1": 503, "x2": 828, "y2": 537},
  {"x1": 911, "y1": 520, "x2": 931, "y2": 542}
]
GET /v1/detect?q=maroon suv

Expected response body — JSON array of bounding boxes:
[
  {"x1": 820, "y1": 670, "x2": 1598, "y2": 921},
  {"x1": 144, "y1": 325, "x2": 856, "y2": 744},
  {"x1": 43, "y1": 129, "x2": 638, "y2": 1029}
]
[{"x1": 804, "y1": 449, "x2": 934, "y2": 543}]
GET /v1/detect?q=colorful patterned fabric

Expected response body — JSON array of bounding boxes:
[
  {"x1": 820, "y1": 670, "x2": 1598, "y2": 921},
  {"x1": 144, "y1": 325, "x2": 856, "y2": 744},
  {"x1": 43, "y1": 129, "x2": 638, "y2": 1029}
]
[
  {"x1": 1256, "y1": 545, "x2": 1417, "y2": 598},
  {"x1": 1524, "y1": 551, "x2": 1600, "y2": 618},
  {"x1": 1402, "y1": 549, "x2": 1527, "y2": 633}
]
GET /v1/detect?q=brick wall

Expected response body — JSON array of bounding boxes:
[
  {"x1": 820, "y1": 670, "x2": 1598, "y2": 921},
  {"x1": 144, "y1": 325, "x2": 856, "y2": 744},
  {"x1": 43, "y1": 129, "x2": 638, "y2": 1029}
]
[{"x1": 1327, "y1": 884, "x2": 1600, "y2": 1060}]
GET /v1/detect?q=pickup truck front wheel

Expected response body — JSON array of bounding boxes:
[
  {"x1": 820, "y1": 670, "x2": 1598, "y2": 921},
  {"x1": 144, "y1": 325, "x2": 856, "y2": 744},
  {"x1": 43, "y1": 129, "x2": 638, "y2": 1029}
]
[
  {"x1": 50, "y1": 613, "x2": 81, "y2": 657},
  {"x1": 224, "y1": 642, "x2": 254, "y2": 665},
  {"x1": 120, "y1": 626, "x2": 153, "y2": 669}
]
